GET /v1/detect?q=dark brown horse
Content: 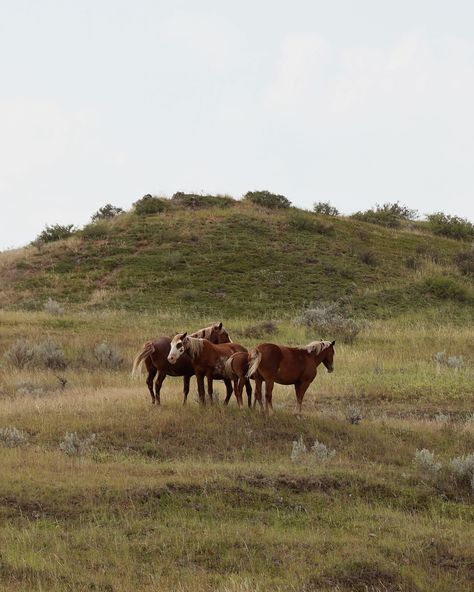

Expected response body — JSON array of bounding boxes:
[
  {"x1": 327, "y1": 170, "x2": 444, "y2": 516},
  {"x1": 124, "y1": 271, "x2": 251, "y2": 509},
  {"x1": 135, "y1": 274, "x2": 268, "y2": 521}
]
[
  {"x1": 132, "y1": 323, "x2": 232, "y2": 405},
  {"x1": 246, "y1": 340, "x2": 335, "y2": 414},
  {"x1": 168, "y1": 332, "x2": 251, "y2": 407}
]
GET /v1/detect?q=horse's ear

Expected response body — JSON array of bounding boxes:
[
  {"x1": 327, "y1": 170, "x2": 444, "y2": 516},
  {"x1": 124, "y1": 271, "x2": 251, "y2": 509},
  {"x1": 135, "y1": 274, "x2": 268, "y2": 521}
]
[
  {"x1": 218, "y1": 322, "x2": 223, "y2": 330},
  {"x1": 182, "y1": 332, "x2": 187, "y2": 339},
  {"x1": 331, "y1": 340, "x2": 336, "y2": 346}
]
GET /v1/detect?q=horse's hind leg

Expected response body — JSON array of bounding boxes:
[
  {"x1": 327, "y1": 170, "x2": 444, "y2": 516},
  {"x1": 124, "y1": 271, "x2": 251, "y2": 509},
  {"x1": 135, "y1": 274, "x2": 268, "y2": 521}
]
[
  {"x1": 244, "y1": 379, "x2": 252, "y2": 408},
  {"x1": 154, "y1": 370, "x2": 166, "y2": 406},
  {"x1": 264, "y1": 379, "x2": 275, "y2": 416},
  {"x1": 207, "y1": 375, "x2": 215, "y2": 404},
  {"x1": 146, "y1": 365, "x2": 158, "y2": 404},
  {"x1": 254, "y1": 377, "x2": 264, "y2": 411},
  {"x1": 223, "y1": 378, "x2": 233, "y2": 405},
  {"x1": 182, "y1": 375, "x2": 191, "y2": 405}
]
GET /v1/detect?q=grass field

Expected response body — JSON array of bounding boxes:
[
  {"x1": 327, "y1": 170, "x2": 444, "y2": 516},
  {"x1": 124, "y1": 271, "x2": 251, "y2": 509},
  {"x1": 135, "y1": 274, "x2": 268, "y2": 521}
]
[{"x1": 1, "y1": 310, "x2": 473, "y2": 591}]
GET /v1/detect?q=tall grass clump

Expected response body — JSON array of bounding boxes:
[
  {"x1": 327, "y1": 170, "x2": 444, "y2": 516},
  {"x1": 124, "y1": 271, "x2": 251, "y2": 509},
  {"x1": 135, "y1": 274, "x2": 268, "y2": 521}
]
[
  {"x1": 295, "y1": 302, "x2": 361, "y2": 344},
  {"x1": 0, "y1": 426, "x2": 29, "y2": 448}
]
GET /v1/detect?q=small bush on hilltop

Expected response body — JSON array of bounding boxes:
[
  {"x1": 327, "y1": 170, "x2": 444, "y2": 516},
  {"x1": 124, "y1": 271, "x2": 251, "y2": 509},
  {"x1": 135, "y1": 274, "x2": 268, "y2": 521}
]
[
  {"x1": 91, "y1": 204, "x2": 124, "y2": 222},
  {"x1": 313, "y1": 201, "x2": 339, "y2": 216},
  {"x1": 244, "y1": 190, "x2": 291, "y2": 209},
  {"x1": 351, "y1": 202, "x2": 418, "y2": 228},
  {"x1": 133, "y1": 194, "x2": 167, "y2": 215},
  {"x1": 34, "y1": 223, "x2": 77, "y2": 244},
  {"x1": 427, "y1": 213, "x2": 474, "y2": 240},
  {"x1": 172, "y1": 192, "x2": 234, "y2": 209},
  {"x1": 295, "y1": 302, "x2": 361, "y2": 344}
]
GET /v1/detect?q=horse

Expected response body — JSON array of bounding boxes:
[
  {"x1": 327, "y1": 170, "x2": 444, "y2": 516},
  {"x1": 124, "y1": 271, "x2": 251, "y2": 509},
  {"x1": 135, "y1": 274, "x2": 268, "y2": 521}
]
[
  {"x1": 132, "y1": 323, "x2": 232, "y2": 405},
  {"x1": 246, "y1": 340, "x2": 335, "y2": 414},
  {"x1": 167, "y1": 332, "x2": 252, "y2": 407}
]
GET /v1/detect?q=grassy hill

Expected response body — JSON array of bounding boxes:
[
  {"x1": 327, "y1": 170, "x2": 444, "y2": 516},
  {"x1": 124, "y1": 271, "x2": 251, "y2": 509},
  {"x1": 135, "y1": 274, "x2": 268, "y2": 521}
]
[{"x1": 0, "y1": 198, "x2": 473, "y2": 318}]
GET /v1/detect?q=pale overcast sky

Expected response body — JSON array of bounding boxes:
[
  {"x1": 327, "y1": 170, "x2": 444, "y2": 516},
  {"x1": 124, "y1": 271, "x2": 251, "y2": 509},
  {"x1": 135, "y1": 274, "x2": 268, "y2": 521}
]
[{"x1": 1, "y1": 1, "x2": 474, "y2": 250}]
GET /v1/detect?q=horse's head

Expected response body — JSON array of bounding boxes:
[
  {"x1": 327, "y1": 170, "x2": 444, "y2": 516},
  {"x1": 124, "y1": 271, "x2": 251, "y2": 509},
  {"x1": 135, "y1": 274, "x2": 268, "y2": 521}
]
[
  {"x1": 208, "y1": 322, "x2": 232, "y2": 344},
  {"x1": 322, "y1": 340, "x2": 336, "y2": 373},
  {"x1": 168, "y1": 332, "x2": 188, "y2": 364}
]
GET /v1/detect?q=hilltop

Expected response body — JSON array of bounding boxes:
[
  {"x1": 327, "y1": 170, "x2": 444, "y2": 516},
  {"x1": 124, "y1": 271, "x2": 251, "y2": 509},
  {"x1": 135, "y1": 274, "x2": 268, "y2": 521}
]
[{"x1": 0, "y1": 196, "x2": 472, "y2": 318}]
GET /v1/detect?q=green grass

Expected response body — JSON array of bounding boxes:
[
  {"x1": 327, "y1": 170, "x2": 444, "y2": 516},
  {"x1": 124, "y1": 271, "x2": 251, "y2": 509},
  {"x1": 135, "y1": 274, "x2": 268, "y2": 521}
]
[{"x1": 1, "y1": 201, "x2": 472, "y2": 316}]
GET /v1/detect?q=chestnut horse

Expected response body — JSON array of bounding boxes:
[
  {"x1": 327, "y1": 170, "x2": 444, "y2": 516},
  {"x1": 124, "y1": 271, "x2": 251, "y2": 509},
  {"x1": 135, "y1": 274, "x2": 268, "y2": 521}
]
[
  {"x1": 132, "y1": 323, "x2": 232, "y2": 405},
  {"x1": 246, "y1": 340, "x2": 335, "y2": 414},
  {"x1": 224, "y1": 351, "x2": 252, "y2": 408},
  {"x1": 168, "y1": 332, "x2": 251, "y2": 407}
]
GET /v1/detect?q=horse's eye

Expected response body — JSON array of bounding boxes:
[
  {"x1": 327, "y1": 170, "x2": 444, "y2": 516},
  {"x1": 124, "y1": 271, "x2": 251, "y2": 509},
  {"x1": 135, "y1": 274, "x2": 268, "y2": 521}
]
[{"x1": 176, "y1": 342, "x2": 182, "y2": 348}]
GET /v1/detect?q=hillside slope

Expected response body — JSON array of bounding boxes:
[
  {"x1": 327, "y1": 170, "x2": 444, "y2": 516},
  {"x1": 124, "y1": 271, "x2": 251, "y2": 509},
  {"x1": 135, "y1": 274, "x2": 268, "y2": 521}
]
[{"x1": 0, "y1": 201, "x2": 472, "y2": 317}]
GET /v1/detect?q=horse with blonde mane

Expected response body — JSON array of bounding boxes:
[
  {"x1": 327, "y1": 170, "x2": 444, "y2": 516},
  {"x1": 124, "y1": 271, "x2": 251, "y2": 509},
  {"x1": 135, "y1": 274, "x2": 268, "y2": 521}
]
[
  {"x1": 132, "y1": 323, "x2": 232, "y2": 405},
  {"x1": 246, "y1": 340, "x2": 336, "y2": 414},
  {"x1": 167, "y1": 332, "x2": 251, "y2": 407}
]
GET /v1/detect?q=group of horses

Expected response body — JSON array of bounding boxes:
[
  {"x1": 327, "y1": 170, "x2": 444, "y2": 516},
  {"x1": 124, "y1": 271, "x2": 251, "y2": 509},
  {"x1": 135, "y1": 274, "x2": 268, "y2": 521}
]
[{"x1": 132, "y1": 322, "x2": 335, "y2": 414}]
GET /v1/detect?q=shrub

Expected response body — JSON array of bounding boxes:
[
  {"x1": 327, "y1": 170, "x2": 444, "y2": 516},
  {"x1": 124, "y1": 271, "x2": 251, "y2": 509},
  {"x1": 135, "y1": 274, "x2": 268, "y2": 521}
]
[
  {"x1": 450, "y1": 453, "x2": 474, "y2": 490},
  {"x1": 43, "y1": 297, "x2": 64, "y2": 316},
  {"x1": 313, "y1": 201, "x2": 339, "y2": 216},
  {"x1": 5, "y1": 339, "x2": 66, "y2": 370},
  {"x1": 454, "y1": 250, "x2": 474, "y2": 276},
  {"x1": 351, "y1": 202, "x2": 418, "y2": 228},
  {"x1": 426, "y1": 213, "x2": 474, "y2": 240},
  {"x1": 358, "y1": 250, "x2": 377, "y2": 266},
  {"x1": 133, "y1": 194, "x2": 167, "y2": 215},
  {"x1": 59, "y1": 432, "x2": 96, "y2": 456},
  {"x1": 414, "y1": 449, "x2": 441, "y2": 474},
  {"x1": 291, "y1": 435, "x2": 307, "y2": 463},
  {"x1": 240, "y1": 321, "x2": 278, "y2": 339},
  {"x1": 346, "y1": 405, "x2": 363, "y2": 425},
  {"x1": 15, "y1": 381, "x2": 46, "y2": 397},
  {"x1": 4, "y1": 340, "x2": 36, "y2": 368},
  {"x1": 172, "y1": 192, "x2": 234, "y2": 209},
  {"x1": 295, "y1": 302, "x2": 361, "y2": 344},
  {"x1": 243, "y1": 190, "x2": 291, "y2": 209},
  {"x1": 422, "y1": 276, "x2": 470, "y2": 302},
  {"x1": 91, "y1": 204, "x2": 124, "y2": 222},
  {"x1": 434, "y1": 351, "x2": 464, "y2": 370},
  {"x1": 0, "y1": 426, "x2": 29, "y2": 448},
  {"x1": 310, "y1": 440, "x2": 336, "y2": 462},
  {"x1": 288, "y1": 212, "x2": 334, "y2": 234},
  {"x1": 34, "y1": 223, "x2": 76, "y2": 244},
  {"x1": 82, "y1": 222, "x2": 110, "y2": 240},
  {"x1": 94, "y1": 342, "x2": 123, "y2": 370}
]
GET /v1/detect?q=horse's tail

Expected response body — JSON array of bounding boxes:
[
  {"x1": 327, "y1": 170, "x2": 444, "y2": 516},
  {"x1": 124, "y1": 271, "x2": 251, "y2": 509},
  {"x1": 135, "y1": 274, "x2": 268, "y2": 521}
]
[
  {"x1": 224, "y1": 355, "x2": 235, "y2": 379},
  {"x1": 246, "y1": 348, "x2": 261, "y2": 378},
  {"x1": 131, "y1": 341, "x2": 155, "y2": 377}
]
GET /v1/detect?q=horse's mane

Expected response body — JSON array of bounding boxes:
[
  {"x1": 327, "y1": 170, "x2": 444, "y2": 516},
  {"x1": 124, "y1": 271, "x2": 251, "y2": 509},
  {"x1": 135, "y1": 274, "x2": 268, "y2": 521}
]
[
  {"x1": 190, "y1": 323, "x2": 232, "y2": 343},
  {"x1": 184, "y1": 336, "x2": 204, "y2": 358},
  {"x1": 302, "y1": 340, "x2": 332, "y2": 354},
  {"x1": 190, "y1": 325, "x2": 216, "y2": 340}
]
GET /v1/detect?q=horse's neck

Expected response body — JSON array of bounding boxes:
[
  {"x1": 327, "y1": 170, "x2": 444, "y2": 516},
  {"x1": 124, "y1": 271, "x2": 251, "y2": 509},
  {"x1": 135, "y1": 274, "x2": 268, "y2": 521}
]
[{"x1": 185, "y1": 336, "x2": 206, "y2": 359}]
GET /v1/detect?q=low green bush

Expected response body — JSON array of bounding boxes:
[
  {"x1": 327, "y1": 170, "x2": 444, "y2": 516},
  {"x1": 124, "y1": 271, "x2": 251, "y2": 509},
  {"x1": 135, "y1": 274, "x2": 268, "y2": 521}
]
[
  {"x1": 91, "y1": 204, "x2": 124, "y2": 222},
  {"x1": 34, "y1": 223, "x2": 76, "y2": 243},
  {"x1": 133, "y1": 194, "x2": 167, "y2": 215},
  {"x1": 351, "y1": 202, "x2": 418, "y2": 228},
  {"x1": 426, "y1": 213, "x2": 474, "y2": 240},
  {"x1": 172, "y1": 192, "x2": 234, "y2": 209},
  {"x1": 313, "y1": 201, "x2": 339, "y2": 216},
  {"x1": 243, "y1": 190, "x2": 291, "y2": 209}
]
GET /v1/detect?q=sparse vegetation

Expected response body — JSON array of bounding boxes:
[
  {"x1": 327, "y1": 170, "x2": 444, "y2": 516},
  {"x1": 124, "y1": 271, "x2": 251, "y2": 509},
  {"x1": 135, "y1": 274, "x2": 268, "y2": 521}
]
[
  {"x1": 43, "y1": 297, "x2": 65, "y2": 316},
  {"x1": 455, "y1": 249, "x2": 474, "y2": 275},
  {"x1": 4, "y1": 339, "x2": 66, "y2": 370},
  {"x1": 0, "y1": 426, "x2": 28, "y2": 447},
  {"x1": 414, "y1": 448, "x2": 441, "y2": 474},
  {"x1": 346, "y1": 404, "x2": 363, "y2": 425},
  {"x1": 59, "y1": 431, "x2": 96, "y2": 456},
  {"x1": 94, "y1": 342, "x2": 123, "y2": 370}
]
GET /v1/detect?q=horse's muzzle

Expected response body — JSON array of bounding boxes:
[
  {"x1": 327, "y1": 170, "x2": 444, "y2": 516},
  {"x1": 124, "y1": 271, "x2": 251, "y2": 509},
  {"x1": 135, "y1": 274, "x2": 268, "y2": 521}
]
[{"x1": 167, "y1": 355, "x2": 176, "y2": 364}]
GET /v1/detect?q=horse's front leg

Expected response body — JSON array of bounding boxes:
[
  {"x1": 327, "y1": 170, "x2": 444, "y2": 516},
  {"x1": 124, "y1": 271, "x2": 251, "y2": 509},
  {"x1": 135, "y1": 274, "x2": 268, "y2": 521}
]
[
  {"x1": 196, "y1": 373, "x2": 206, "y2": 405},
  {"x1": 206, "y1": 373, "x2": 214, "y2": 404},
  {"x1": 244, "y1": 378, "x2": 252, "y2": 408},
  {"x1": 182, "y1": 375, "x2": 191, "y2": 405},
  {"x1": 294, "y1": 379, "x2": 312, "y2": 415},
  {"x1": 234, "y1": 377, "x2": 243, "y2": 409},
  {"x1": 264, "y1": 379, "x2": 275, "y2": 416}
]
